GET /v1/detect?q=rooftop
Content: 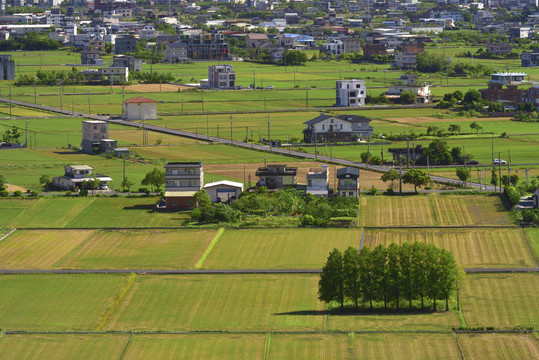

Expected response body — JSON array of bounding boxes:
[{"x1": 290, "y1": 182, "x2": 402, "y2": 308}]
[{"x1": 124, "y1": 96, "x2": 158, "y2": 104}]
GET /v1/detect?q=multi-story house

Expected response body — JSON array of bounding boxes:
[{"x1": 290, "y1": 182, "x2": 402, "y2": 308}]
[
  {"x1": 387, "y1": 75, "x2": 431, "y2": 103},
  {"x1": 81, "y1": 120, "x2": 109, "y2": 153},
  {"x1": 322, "y1": 39, "x2": 344, "y2": 55},
  {"x1": 52, "y1": 165, "x2": 112, "y2": 191},
  {"x1": 393, "y1": 53, "x2": 417, "y2": 70},
  {"x1": 181, "y1": 32, "x2": 228, "y2": 60},
  {"x1": 112, "y1": 55, "x2": 143, "y2": 72},
  {"x1": 486, "y1": 42, "x2": 513, "y2": 55},
  {"x1": 81, "y1": 50, "x2": 101, "y2": 65},
  {"x1": 337, "y1": 167, "x2": 359, "y2": 198},
  {"x1": 303, "y1": 114, "x2": 373, "y2": 143},
  {"x1": 479, "y1": 72, "x2": 529, "y2": 109},
  {"x1": 164, "y1": 162, "x2": 204, "y2": 210},
  {"x1": 208, "y1": 65, "x2": 235, "y2": 89},
  {"x1": 336, "y1": 80, "x2": 366, "y2": 107},
  {"x1": 0, "y1": 54, "x2": 14, "y2": 80},
  {"x1": 307, "y1": 165, "x2": 329, "y2": 197},
  {"x1": 256, "y1": 164, "x2": 297, "y2": 189},
  {"x1": 521, "y1": 52, "x2": 539, "y2": 67},
  {"x1": 114, "y1": 35, "x2": 137, "y2": 54},
  {"x1": 164, "y1": 43, "x2": 189, "y2": 63}
]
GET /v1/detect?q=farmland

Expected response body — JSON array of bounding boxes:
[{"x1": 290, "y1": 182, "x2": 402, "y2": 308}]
[
  {"x1": 364, "y1": 228, "x2": 536, "y2": 268},
  {"x1": 457, "y1": 334, "x2": 539, "y2": 360}
]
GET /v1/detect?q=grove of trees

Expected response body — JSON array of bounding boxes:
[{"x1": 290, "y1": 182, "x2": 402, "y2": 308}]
[{"x1": 319, "y1": 243, "x2": 463, "y2": 312}]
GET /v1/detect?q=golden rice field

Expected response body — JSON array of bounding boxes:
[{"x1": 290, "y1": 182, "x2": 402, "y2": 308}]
[
  {"x1": 431, "y1": 195, "x2": 511, "y2": 226},
  {"x1": 353, "y1": 333, "x2": 460, "y2": 360},
  {"x1": 0, "y1": 334, "x2": 129, "y2": 360},
  {"x1": 60, "y1": 229, "x2": 216, "y2": 270},
  {"x1": 360, "y1": 196, "x2": 436, "y2": 227},
  {"x1": 0, "y1": 230, "x2": 94, "y2": 269},
  {"x1": 105, "y1": 274, "x2": 324, "y2": 332},
  {"x1": 461, "y1": 274, "x2": 539, "y2": 329},
  {"x1": 123, "y1": 334, "x2": 265, "y2": 360},
  {"x1": 457, "y1": 334, "x2": 539, "y2": 360},
  {"x1": 201, "y1": 228, "x2": 362, "y2": 269},
  {"x1": 268, "y1": 334, "x2": 350, "y2": 360},
  {"x1": 363, "y1": 228, "x2": 536, "y2": 268}
]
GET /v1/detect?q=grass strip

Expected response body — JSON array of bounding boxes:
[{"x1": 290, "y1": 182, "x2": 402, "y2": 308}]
[
  {"x1": 453, "y1": 333, "x2": 465, "y2": 360},
  {"x1": 118, "y1": 332, "x2": 134, "y2": 360},
  {"x1": 520, "y1": 228, "x2": 539, "y2": 267},
  {"x1": 263, "y1": 332, "x2": 271, "y2": 360},
  {"x1": 457, "y1": 307, "x2": 468, "y2": 328},
  {"x1": 428, "y1": 196, "x2": 440, "y2": 226},
  {"x1": 94, "y1": 273, "x2": 137, "y2": 331},
  {"x1": 195, "y1": 227, "x2": 224, "y2": 269},
  {"x1": 348, "y1": 332, "x2": 355, "y2": 360},
  {"x1": 0, "y1": 332, "x2": 5, "y2": 344},
  {"x1": 0, "y1": 228, "x2": 16, "y2": 243},
  {"x1": 52, "y1": 230, "x2": 100, "y2": 269}
]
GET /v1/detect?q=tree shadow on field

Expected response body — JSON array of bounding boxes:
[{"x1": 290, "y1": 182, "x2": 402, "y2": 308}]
[
  {"x1": 123, "y1": 204, "x2": 156, "y2": 212},
  {"x1": 274, "y1": 307, "x2": 440, "y2": 317},
  {"x1": 53, "y1": 151, "x2": 87, "y2": 155}
]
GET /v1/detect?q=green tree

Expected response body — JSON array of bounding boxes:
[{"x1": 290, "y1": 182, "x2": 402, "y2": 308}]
[
  {"x1": 386, "y1": 243, "x2": 402, "y2": 309},
  {"x1": 422, "y1": 139, "x2": 452, "y2": 165},
  {"x1": 2, "y1": 126, "x2": 21, "y2": 144},
  {"x1": 411, "y1": 242, "x2": 427, "y2": 309},
  {"x1": 425, "y1": 244, "x2": 442, "y2": 311},
  {"x1": 400, "y1": 90, "x2": 417, "y2": 104},
  {"x1": 372, "y1": 244, "x2": 389, "y2": 309},
  {"x1": 282, "y1": 50, "x2": 308, "y2": 66},
  {"x1": 438, "y1": 249, "x2": 457, "y2": 311},
  {"x1": 399, "y1": 242, "x2": 414, "y2": 309},
  {"x1": 193, "y1": 189, "x2": 212, "y2": 208},
  {"x1": 463, "y1": 90, "x2": 482, "y2": 105},
  {"x1": 491, "y1": 168, "x2": 499, "y2": 188},
  {"x1": 343, "y1": 247, "x2": 361, "y2": 309},
  {"x1": 141, "y1": 168, "x2": 165, "y2": 193},
  {"x1": 358, "y1": 247, "x2": 375, "y2": 309},
  {"x1": 85, "y1": 176, "x2": 100, "y2": 196},
  {"x1": 469, "y1": 121, "x2": 483, "y2": 134},
  {"x1": 456, "y1": 167, "x2": 470, "y2": 185},
  {"x1": 448, "y1": 124, "x2": 461, "y2": 134},
  {"x1": 402, "y1": 169, "x2": 431, "y2": 193},
  {"x1": 450, "y1": 146, "x2": 462, "y2": 163},
  {"x1": 39, "y1": 174, "x2": 51, "y2": 191},
  {"x1": 318, "y1": 248, "x2": 345, "y2": 309},
  {"x1": 510, "y1": 174, "x2": 519, "y2": 187},
  {"x1": 416, "y1": 51, "x2": 449, "y2": 73},
  {"x1": 381, "y1": 168, "x2": 399, "y2": 189},
  {"x1": 121, "y1": 177, "x2": 135, "y2": 194}
]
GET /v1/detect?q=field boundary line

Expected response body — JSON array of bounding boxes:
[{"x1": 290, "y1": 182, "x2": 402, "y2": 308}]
[
  {"x1": 0, "y1": 268, "x2": 537, "y2": 274},
  {"x1": 363, "y1": 225, "x2": 520, "y2": 229},
  {"x1": 428, "y1": 197, "x2": 440, "y2": 226},
  {"x1": 0, "y1": 332, "x2": 5, "y2": 345},
  {"x1": 0, "y1": 228, "x2": 16, "y2": 243},
  {"x1": 118, "y1": 332, "x2": 134, "y2": 360},
  {"x1": 94, "y1": 273, "x2": 137, "y2": 331},
  {"x1": 348, "y1": 332, "x2": 354, "y2": 360},
  {"x1": 263, "y1": 332, "x2": 271, "y2": 360},
  {"x1": 195, "y1": 228, "x2": 225, "y2": 269},
  {"x1": 51, "y1": 230, "x2": 100, "y2": 269},
  {"x1": 453, "y1": 332, "x2": 466, "y2": 360},
  {"x1": 359, "y1": 229, "x2": 365, "y2": 251},
  {"x1": 520, "y1": 228, "x2": 539, "y2": 267}
]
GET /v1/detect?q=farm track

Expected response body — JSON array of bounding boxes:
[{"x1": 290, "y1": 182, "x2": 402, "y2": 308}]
[
  {"x1": 0, "y1": 268, "x2": 536, "y2": 274},
  {"x1": 0, "y1": 97, "x2": 497, "y2": 191}
]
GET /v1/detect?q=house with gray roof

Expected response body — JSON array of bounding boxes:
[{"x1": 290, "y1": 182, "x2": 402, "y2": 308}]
[{"x1": 303, "y1": 114, "x2": 373, "y2": 143}]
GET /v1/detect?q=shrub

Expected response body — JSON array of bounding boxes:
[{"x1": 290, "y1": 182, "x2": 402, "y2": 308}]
[
  {"x1": 301, "y1": 214, "x2": 315, "y2": 227},
  {"x1": 13, "y1": 190, "x2": 23, "y2": 197},
  {"x1": 0, "y1": 190, "x2": 8, "y2": 197},
  {"x1": 30, "y1": 190, "x2": 39, "y2": 198},
  {"x1": 504, "y1": 186, "x2": 521, "y2": 206}
]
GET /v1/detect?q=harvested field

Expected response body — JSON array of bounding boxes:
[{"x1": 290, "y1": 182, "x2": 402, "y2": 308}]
[
  {"x1": 110, "y1": 128, "x2": 201, "y2": 146},
  {"x1": 0, "y1": 229, "x2": 94, "y2": 269},
  {"x1": 202, "y1": 228, "x2": 361, "y2": 269},
  {"x1": 0, "y1": 334, "x2": 129, "y2": 360},
  {"x1": 124, "y1": 334, "x2": 265, "y2": 360},
  {"x1": 0, "y1": 199, "x2": 38, "y2": 225},
  {"x1": 269, "y1": 334, "x2": 349, "y2": 360},
  {"x1": 61, "y1": 229, "x2": 216, "y2": 269},
  {"x1": 360, "y1": 196, "x2": 436, "y2": 227},
  {"x1": 326, "y1": 309, "x2": 459, "y2": 331},
  {"x1": 4, "y1": 183, "x2": 27, "y2": 193},
  {"x1": 0, "y1": 274, "x2": 128, "y2": 330},
  {"x1": 431, "y1": 195, "x2": 510, "y2": 226},
  {"x1": 353, "y1": 333, "x2": 460, "y2": 359},
  {"x1": 458, "y1": 333, "x2": 539, "y2": 360},
  {"x1": 114, "y1": 84, "x2": 191, "y2": 93},
  {"x1": 105, "y1": 274, "x2": 324, "y2": 331},
  {"x1": 364, "y1": 228, "x2": 536, "y2": 268},
  {"x1": 461, "y1": 273, "x2": 539, "y2": 329}
]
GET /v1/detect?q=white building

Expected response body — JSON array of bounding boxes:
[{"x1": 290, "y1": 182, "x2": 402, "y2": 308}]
[
  {"x1": 204, "y1": 180, "x2": 243, "y2": 203},
  {"x1": 306, "y1": 165, "x2": 329, "y2": 197},
  {"x1": 387, "y1": 75, "x2": 431, "y2": 103},
  {"x1": 100, "y1": 67, "x2": 129, "y2": 83},
  {"x1": 52, "y1": 165, "x2": 112, "y2": 191},
  {"x1": 335, "y1": 80, "x2": 366, "y2": 107},
  {"x1": 124, "y1": 97, "x2": 158, "y2": 120},
  {"x1": 322, "y1": 39, "x2": 344, "y2": 55},
  {"x1": 208, "y1": 65, "x2": 236, "y2": 89}
]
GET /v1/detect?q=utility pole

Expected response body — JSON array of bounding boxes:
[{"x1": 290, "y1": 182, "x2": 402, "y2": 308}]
[
  {"x1": 427, "y1": 156, "x2": 430, "y2": 175},
  {"x1": 123, "y1": 157, "x2": 126, "y2": 183},
  {"x1": 25, "y1": 120, "x2": 28, "y2": 148},
  {"x1": 60, "y1": 86, "x2": 63, "y2": 111},
  {"x1": 206, "y1": 114, "x2": 209, "y2": 141},
  {"x1": 122, "y1": 87, "x2": 125, "y2": 119},
  {"x1": 406, "y1": 137, "x2": 410, "y2": 169},
  {"x1": 399, "y1": 155, "x2": 402, "y2": 194},
  {"x1": 201, "y1": 91, "x2": 204, "y2": 111},
  {"x1": 267, "y1": 113, "x2": 272, "y2": 151},
  {"x1": 498, "y1": 152, "x2": 502, "y2": 192},
  {"x1": 217, "y1": 124, "x2": 220, "y2": 141},
  {"x1": 8, "y1": 84, "x2": 11, "y2": 119},
  {"x1": 366, "y1": 136, "x2": 370, "y2": 168},
  {"x1": 34, "y1": 78, "x2": 37, "y2": 104},
  {"x1": 230, "y1": 115, "x2": 233, "y2": 144},
  {"x1": 306, "y1": 88, "x2": 309, "y2": 108},
  {"x1": 87, "y1": 91, "x2": 91, "y2": 114},
  {"x1": 491, "y1": 136, "x2": 494, "y2": 164}
]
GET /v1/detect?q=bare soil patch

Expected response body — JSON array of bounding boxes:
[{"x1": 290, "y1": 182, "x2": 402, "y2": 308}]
[{"x1": 114, "y1": 83, "x2": 191, "y2": 93}]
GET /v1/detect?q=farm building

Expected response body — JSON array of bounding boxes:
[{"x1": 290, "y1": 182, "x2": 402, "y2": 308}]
[
  {"x1": 306, "y1": 165, "x2": 329, "y2": 197},
  {"x1": 337, "y1": 166, "x2": 359, "y2": 197},
  {"x1": 533, "y1": 189, "x2": 539, "y2": 208},
  {"x1": 52, "y1": 165, "x2": 112, "y2": 191},
  {"x1": 256, "y1": 164, "x2": 297, "y2": 189},
  {"x1": 303, "y1": 114, "x2": 373, "y2": 143},
  {"x1": 124, "y1": 97, "x2": 158, "y2": 121},
  {"x1": 204, "y1": 180, "x2": 243, "y2": 203},
  {"x1": 164, "y1": 162, "x2": 204, "y2": 210}
]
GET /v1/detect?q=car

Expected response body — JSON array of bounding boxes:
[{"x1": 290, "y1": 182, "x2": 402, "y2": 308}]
[
  {"x1": 466, "y1": 160, "x2": 479, "y2": 165},
  {"x1": 265, "y1": 85, "x2": 274, "y2": 90},
  {"x1": 493, "y1": 159, "x2": 507, "y2": 165}
]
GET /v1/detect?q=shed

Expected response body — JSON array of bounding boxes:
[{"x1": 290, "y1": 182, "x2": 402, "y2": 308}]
[
  {"x1": 124, "y1": 96, "x2": 158, "y2": 120},
  {"x1": 204, "y1": 180, "x2": 244, "y2": 203}
]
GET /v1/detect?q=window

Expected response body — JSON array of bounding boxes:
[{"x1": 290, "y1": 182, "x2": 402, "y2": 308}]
[
  {"x1": 187, "y1": 200, "x2": 192, "y2": 206},
  {"x1": 340, "y1": 125, "x2": 343, "y2": 129},
  {"x1": 322, "y1": 125, "x2": 325, "y2": 130},
  {"x1": 349, "y1": 192, "x2": 353, "y2": 196},
  {"x1": 171, "y1": 200, "x2": 177, "y2": 206},
  {"x1": 189, "y1": 181, "x2": 196, "y2": 187},
  {"x1": 308, "y1": 180, "x2": 312, "y2": 186}
]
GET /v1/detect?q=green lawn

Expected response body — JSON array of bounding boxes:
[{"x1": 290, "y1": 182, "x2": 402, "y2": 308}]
[
  {"x1": 0, "y1": 274, "x2": 128, "y2": 330},
  {"x1": 0, "y1": 334, "x2": 129, "y2": 360},
  {"x1": 202, "y1": 228, "x2": 362, "y2": 269},
  {"x1": 105, "y1": 274, "x2": 324, "y2": 331}
]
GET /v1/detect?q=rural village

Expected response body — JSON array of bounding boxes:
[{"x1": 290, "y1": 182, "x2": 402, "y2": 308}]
[{"x1": 0, "y1": 0, "x2": 537, "y2": 358}]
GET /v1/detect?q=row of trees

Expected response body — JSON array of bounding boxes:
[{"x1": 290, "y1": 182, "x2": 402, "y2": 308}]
[
  {"x1": 16, "y1": 68, "x2": 86, "y2": 86},
  {"x1": 319, "y1": 243, "x2": 465, "y2": 312},
  {"x1": 0, "y1": 32, "x2": 61, "y2": 51}
]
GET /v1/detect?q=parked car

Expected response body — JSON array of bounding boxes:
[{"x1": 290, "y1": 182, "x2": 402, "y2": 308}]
[
  {"x1": 465, "y1": 160, "x2": 479, "y2": 165},
  {"x1": 493, "y1": 159, "x2": 507, "y2": 165}
]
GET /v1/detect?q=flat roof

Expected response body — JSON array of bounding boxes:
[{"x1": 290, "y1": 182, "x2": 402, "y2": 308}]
[{"x1": 165, "y1": 191, "x2": 197, "y2": 197}]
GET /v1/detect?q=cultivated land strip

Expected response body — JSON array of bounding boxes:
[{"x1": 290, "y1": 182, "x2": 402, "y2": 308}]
[
  {"x1": 0, "y1": 268, "x2": 536, "y2": 274},
  {"x1": 0, "y1": 97, "x2": 496, "y2": 191},
  {"x1": 0, "y1": 228, "x2": 16, "y2": 243},
  {"x1": 51, "y1": 230, "x2": 99, "y2": 269},
  {"x1": 194, "y1": 227, "x2": 224, "y2": 269},
  {"x1": 520, "y1": 228, "x2": 539, "y2": 267}
]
